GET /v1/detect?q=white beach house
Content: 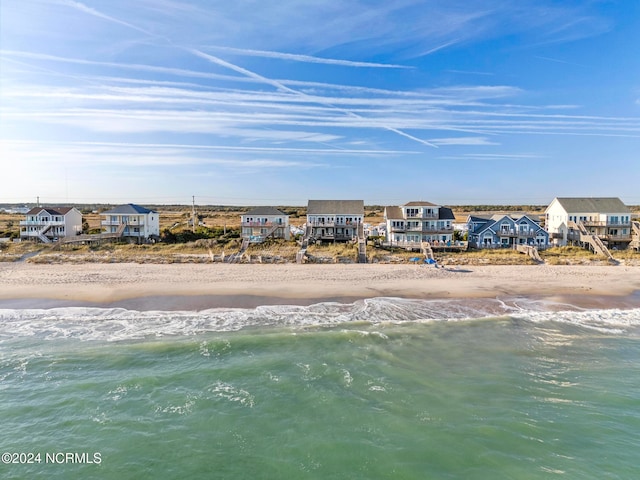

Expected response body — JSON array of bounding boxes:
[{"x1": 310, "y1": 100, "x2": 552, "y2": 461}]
[
  {"x1": 241, "y1": 207, "x2": 290, "y2": 242},
  {"x1": 20, "y1": 206, "x2": 83, "y2": 243},
  {"x1": 545, "y1": 197, "x2": 632, "y2": 249},
  {"x1": 101, "y1": 204, "x2": 160, "y2": 241}
]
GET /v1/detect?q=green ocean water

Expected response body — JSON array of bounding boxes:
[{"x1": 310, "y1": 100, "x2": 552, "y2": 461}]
[{"x1": 1, "y1": 299, "x2": 640, "y2": 479}]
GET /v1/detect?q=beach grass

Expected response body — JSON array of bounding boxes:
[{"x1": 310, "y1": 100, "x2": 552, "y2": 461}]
[
  {"x1": 2, "y1": 236, "x2": 639, "y2": 266},
  {"x1": 436, "y1": 248, "x2": 538, "y2": 266}
]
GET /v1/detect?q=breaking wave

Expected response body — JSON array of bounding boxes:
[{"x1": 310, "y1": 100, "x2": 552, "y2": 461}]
[{"x1": 1, "y1": 297, "x2": 639, "y2": 342}]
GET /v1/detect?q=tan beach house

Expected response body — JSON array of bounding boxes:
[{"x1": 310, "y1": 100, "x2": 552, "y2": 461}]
[
  {"x1": 20, "y1": 206, "x2": 83, "y2": 243},
  {"x1": 101, "y1": 204, "x2": 160, "y2": 242},
  {"x1": 241, "y1": 207, "x2": 290, "y2": 242},
  {"x1": 304, "y1": 200, "x2": 365, "y2": 243},
  {"x1": 384, "y1": 201, "x2": 455, "y2": 247},
  {"x1": 545, "y1": 197, "x2": 633, "y2": 250}
]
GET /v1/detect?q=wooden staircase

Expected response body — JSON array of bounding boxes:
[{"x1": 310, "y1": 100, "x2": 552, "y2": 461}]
[
  {"x1": 36, "y1": 224, "x2": 53, "y2": 243},
  {"x1": 421, "y1": 242, "x2": 435, "y2": 262},
  {"x1": 357, "y1": 223, "x2": 366, "y2": 263},
  {"x1": 296, "y1": 224, "x2": 313, "y2": 264},
  {"x1": 58, "y1": 221, "x2": 128, "y2": 244},
  {"x1": 226, "y1": 238, "x2": 249, "y2": 263},
  {"x1": 575, "y1": 221, "x2": 615, "y2": 261},
  {"x1": 515, "y1": 244, "x2": 543, "y2": 263},
  {"x1": 631, "y1": 221, "x2": 640, "y2": 251},
  {"x1": 264, "y1": 224, "x2": 280, "y2": 239}
]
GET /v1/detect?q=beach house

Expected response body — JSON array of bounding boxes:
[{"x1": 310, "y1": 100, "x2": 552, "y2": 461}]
[
  {"x1": 100, "y1": 204, "x2": 159, "y2": 241},
  {"x1": 20, "y1": 206, "x2": 83, "y2": 243},
  {"x1": 545, "y1": 197, "x2": 633, "y2": 250},
  {"x1": 241, "y1": 207, "x2": 290, "y2": 242},
  {"x1": 304, "y1": 200, "x2": 365, "y2": 242},
  {"x1": 384, "y1": 201, "x2": 455, "y2": 247},
  {"x1": 467, "y1": 214, "x2": 549, "y2": 249}
]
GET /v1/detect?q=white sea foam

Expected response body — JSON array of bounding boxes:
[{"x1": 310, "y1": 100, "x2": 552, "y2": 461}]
[
  {"x1": 515, "y1": 308, "x2": 640, "y2": 334},
  {"x1": 0, "y1": 297, "x2": 639, "y2": 342}
]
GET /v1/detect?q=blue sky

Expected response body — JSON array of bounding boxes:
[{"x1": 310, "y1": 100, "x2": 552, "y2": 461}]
[{"x1": 1, "y1": 0, "x2": 639, "y2": 206}]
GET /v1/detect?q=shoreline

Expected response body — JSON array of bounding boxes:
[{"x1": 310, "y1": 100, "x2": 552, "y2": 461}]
[{"x1": 2, "y1": 263, "x2": 640, "y2": 310}]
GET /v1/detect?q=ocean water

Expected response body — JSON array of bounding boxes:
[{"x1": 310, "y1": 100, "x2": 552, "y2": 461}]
[{"x1": 1, "y1": 297, "x2": 640, "y2": 479}]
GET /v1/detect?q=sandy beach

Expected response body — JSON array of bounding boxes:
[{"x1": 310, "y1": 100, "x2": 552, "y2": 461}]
[{"x1": 1, "y1": 262, "x2": 639, "y2": 308}]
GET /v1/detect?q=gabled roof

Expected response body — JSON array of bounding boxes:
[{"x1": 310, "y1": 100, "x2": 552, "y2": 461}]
[
  {"x1": 469, "y1": 214, "x2": 545, "y2": 236},
  {"x1": 549, "y1": 197, "x2": 630, "y2": 214},
  {"x1": 55, "y1": 207, "x2": 75, "y2": 214},
  {"x1": 25, "y1": 206, "x2": 77, "y2": 216},
  {"x1": 467, "y1": 215, "x2": 492, "y2": 222},
  {"x1": 102, "y1": 203, "x2": 156, "y2": 215},
  {"x1": 472, "y1": 215, "x2": 513, "y2": 236},
  {"x1": 307, "y1": 200, "x2": 364, "y2": 215},
  {"x1": 243, "y1": 206, "x2": 287, "y2": 216}
]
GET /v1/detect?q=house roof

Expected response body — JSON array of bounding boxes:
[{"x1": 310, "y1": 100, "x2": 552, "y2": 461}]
[
  {"x1": 385, "y1": 205, "x2": 455, "y2": 220},
  {"x1": 468, "y1": 215, "x2": 492, "y2": 222},
  {"x1": 307, "y1": 200, "x2": 364, "y2": 215},
  {"x1": 25, "y1": 206, "x2": 76, "y2": 216},
  {"x1": 102, "y1": 204, "x2": 156, "y2": 215},
  {"x1": 438, "y1": 207, "x2": 456, "y2": 220},
  {"x1": 384, "y1": 206, "x2": 404, "y2": 219},
  {"x1": 243, "y1": 206, "x2": 287, "y2": 216},
  {"x1": 469, "y1": 214, "x2": 546, "y2": 236},
  {"x1": 550, "y1": 197, "x2": 630, "y2": 214},
  {"x1": 403, "y1": 201, "x2": 438, "y2": 207}
]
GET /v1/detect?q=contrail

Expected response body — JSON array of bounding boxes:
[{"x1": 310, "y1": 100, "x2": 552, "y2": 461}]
[
  {"x1": 189, "y1": 49, "x2": 438, "y2": 148},
  {"x1": 59, "y1": 0, "x2": 154, "y2": 36},
  {"x1": 55, "y1": 1, "x2": 438, "y2": 149},
  {"x1": 205, "y1": 45, "x2": 412, "y2": 69}
]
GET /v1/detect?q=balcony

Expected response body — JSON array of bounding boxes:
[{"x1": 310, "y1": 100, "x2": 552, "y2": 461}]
[
  {"x1": 581, "y1": 220, "x2": 631, "y2": 227},
  {"x1": 102, "y1": 220, "x2": 145, "y2": 227},
  {"x1": 242, "y1": 221, "x2": 285, "y2": 227},
  {"x1": 603, "y1": 234, "x2": 632, "y2": 242},
  {"x1": 406, "y1": 213, "x2": 438, "y2": 219},
  {"x1": 310, "y1": 221, "x2": 358, "y2": 227},
  {"x1": 498, "y1": 230, "x2": 539, "y2": 238},
  {"x1": 315, "y1": 232, "x2": 354, "y2": 241},
  {"x1": 416, "y1": 226, "x2": 454, "y2": 233},
  {"x1": 20, "y1": 220, "x2": 64, "y2": 227}
]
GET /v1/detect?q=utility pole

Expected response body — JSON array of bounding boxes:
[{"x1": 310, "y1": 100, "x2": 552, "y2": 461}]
[
  {"x1": 37, "y1": 196, "x2": 40, "y2": 207},
  {"x1": 192, "y1": 195, "x2": 196, "y2": 233}
]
